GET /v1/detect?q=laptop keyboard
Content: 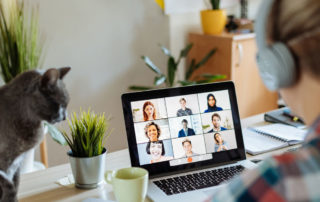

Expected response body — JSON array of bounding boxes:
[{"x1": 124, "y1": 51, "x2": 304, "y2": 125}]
[{"x1": 153, "y1": 165, "x2": 245, "y2": 195}]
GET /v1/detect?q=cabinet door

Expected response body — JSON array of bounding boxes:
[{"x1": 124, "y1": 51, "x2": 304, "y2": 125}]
[
  {"x1": 232, "y1": 39, "x2": 278, "y2": 118},
  {"x1": 188, "y1": 33, "x2": 233, "y2": 81}
]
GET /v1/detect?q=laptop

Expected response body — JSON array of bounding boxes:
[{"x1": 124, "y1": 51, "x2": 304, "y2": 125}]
[{"x1": 121, "y1": 81, "x2": 257, "y2": 202}]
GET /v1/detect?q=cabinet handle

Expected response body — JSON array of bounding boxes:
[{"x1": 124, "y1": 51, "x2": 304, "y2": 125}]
[{"x1": 236, "y1": 43, "x2": 243, "y2": 67}]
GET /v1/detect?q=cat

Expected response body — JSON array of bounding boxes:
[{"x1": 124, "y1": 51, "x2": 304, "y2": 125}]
[{"x1": 0, "y1": 67, "x2": 71, "y2": 202}]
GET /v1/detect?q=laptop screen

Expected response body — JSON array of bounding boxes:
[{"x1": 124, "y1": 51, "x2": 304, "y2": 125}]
[{"x1": 122, "y1": 82, "x2": 246, "y2": 175}]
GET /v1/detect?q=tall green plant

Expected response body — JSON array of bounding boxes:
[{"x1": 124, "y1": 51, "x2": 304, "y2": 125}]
[
  {"x1": 0, "y1": 0, "x2": 43, "y2": 83},
  {"x1": 62, "y1": 109, "x2": 112, "y2": 158},
  {"x1": 210, "y1": 0, "x2": 220, "y2": 10},
  {"x1": 129, "y1": 43, "x2": 225, "y2": 91}
]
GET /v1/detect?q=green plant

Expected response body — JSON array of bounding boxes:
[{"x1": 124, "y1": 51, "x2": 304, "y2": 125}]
[
  {"x1": 129, "y1": 43, "x2": 226, "y2": 91},
  {"x1": 209, "y1": 0, "x2": 220, "y2": 10},
  {"x1": 61, "y1": 109, "x2": 112, "y2": 158},
  {"x1": 0, "y1": 0, "x2": 43, "y2": 83}
]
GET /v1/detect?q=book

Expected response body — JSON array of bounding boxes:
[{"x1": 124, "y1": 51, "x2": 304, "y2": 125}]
[
  {"x1": 243, "y1": 123, "x2": 307, "y2": 155},
  {"x1": 264, "y1": 107, "x2": 305, "y2": 129}
]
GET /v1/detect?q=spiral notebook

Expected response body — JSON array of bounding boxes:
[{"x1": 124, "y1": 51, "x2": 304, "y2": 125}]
[{"x1": 243, "y1": 123, "x2": 307, "y2": 155}]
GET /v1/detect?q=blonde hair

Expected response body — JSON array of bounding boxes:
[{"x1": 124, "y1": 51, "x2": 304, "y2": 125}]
[{"x1": 267, "y1": 0, "x2": 320, "y2": 78}]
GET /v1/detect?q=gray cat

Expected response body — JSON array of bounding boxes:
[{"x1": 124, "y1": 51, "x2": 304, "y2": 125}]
[{"x1": 0, "y1": 67, "x2": 70, "y2": 202}]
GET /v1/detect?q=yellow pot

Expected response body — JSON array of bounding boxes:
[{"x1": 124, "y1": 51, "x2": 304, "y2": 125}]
[{"x1": 201, "y1": 9, "x2": 227, "y2": 35}]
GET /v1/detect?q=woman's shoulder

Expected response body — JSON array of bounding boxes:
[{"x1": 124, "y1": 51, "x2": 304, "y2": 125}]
[{"x1": 216, "y1": 107, "x2": 223, "y2": 111}]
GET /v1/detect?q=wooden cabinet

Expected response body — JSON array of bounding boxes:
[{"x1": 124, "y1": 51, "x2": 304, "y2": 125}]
[{"x1": 188, "y1": 33, "x2": 278, "y2": 118}]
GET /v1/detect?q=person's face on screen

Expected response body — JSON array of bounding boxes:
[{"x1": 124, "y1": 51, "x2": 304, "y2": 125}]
[
  {"x1": 182, "y1": 121, "x2": 188, "y2": 129},
  {"x1": 150, "y1": 142, "x2": 162, "y2": 160},
  {"x1": 144, "y1": 105, "x2": 154, "y2": 119},
  {"x1": 215, "y1": 134, "x2": 222, "y2": 144},
  {"x1": 180, "y1": 100, "x2": 186, "y2": 109},
  {"x1": 147, "y1": 125, "x2": 158, "y2": 141},
  {"x1": 208, "y1": 96, "x2": 215, "y2": 107},
  {"x1": 212, "y1": 116, "x2": 221, "y2": 128},
  {"x1": 183, "y1": 142, "x2": 192, "y2": 153}
]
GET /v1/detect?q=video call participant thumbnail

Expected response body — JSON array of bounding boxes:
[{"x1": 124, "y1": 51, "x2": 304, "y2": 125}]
[
  {"x1": 181, "y1": 138, "x2": 198, "y2": 158},
  {"x1": 177, "y1": 98, "x2": 193, "y2": 117},
  {"x1": 204, "y1": 94, "x2": 223, "y2": 113},
  {"x1": 144, "y1": 122, "x2": 161, "y2": 142},
  {"x1": 146, "y1": 140, "x2": 173, "y2": 164},
  {"x1": 142, "y1": 101, "x2": 157, "y2": 121},
  {"x1": 178, "y1": 119, "x2": 195, "y2": 137},
  {"x1": 208, "y1": 113, "x2": 227, "y2": 133},
  {"x1": 213, "y1": 133, "x2": 228, "y2": 152}
]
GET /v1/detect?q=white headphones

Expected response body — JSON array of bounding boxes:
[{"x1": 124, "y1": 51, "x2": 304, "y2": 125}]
[{"x1": 255, "y1": 0, "x2": 296, "y2": 91}]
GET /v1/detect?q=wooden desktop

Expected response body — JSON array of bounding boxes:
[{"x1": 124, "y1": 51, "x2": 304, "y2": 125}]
[{"x1": 18, "y1": 113, "x2": 301, "y2": 202}]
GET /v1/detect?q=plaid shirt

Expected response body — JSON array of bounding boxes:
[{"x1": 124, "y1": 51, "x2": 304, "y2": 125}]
[{"x1": 207, "y1": 116, "x2": 320, "y2": 202}]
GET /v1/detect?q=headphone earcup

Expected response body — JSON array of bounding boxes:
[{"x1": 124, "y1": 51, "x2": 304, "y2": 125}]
[{"x1": 256, "y1": 42, "x2": 296, "y2": 91}]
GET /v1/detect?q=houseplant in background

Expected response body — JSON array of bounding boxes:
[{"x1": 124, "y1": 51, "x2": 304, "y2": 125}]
[
  {"x1": 0, "y1": 0, "x2": 44, "y2": 173},
  {"x1": 201, "y1": 0, "x2": 227, "y2": 35},
  {"x1": 61, "y1": 109, "x2": 112, "y2": 189},
  {"x1": 129, "y1": 43, "x2": 225, "y2": 90}
]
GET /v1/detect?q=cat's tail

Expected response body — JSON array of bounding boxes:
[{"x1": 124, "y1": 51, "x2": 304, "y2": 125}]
[{"x1": 0, "y1": 170, "x2": 17, "y2": 202}]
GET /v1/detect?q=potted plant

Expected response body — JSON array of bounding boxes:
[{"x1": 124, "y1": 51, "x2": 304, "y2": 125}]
[
  {"x1": 0, "y1": 0, "x2": 44, "y2": 173},
  {"x1": 61, "y1": 109, "x2": 112, "y2": 189},
  {"x1": 201, "y1": 0, "x2": 227, "y2": 35},
  {"x1": 129, "y1": 43, "x2": 225, "y2": 91}
]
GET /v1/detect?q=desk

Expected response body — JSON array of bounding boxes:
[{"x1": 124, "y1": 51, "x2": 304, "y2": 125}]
[{"x1": 18, "y1": 113, "x2": 301, "y2": 202}]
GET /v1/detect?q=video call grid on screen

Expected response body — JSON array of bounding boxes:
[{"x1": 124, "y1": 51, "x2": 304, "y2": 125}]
[{"x1": 130, "y1": 90, "x2": 238, "y2": 166}]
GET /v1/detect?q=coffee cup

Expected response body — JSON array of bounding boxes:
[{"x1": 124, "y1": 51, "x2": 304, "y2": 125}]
[{"x1": 105, "y1": 167, "x2": 148, "y2": 202}]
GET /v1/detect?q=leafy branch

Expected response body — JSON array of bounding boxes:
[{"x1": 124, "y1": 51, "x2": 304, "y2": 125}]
[{"x1": 129, "y1": 43, "x2": 225, "y2": 91}]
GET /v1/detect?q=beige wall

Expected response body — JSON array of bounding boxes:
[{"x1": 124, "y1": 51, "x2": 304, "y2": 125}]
[
  {"x1": 169, "y1": 0, "x2": 263, "y2": 80},
  {"x1": 26, "y1": 0, "x2": 169, "y2": 167},
  {"x1": 2, "y1": 0, "x2": 263, "y2": 167}
]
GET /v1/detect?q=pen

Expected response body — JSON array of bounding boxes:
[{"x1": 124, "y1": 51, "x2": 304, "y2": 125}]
[{"x1": 282, "y1": 111, "x2": 304, "y2": 124}]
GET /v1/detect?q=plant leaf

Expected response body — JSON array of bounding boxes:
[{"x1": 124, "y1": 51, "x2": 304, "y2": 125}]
[
  {"x1": 178, "y1": 80, "x2": 197, "y2": 86},
  {"x1": 186, "y1": 58, "x2": 196, "y2": 80},
  {"x1": 141, "y1": 56, "x2": 162, "y2": 75},
  {"x1": 179, "y1": 43, "x2": 193, "y2": 58},
  {"x1": 128, "y1": 85, "x2": 154, "y2": 91},
  {"x1": 194, "y1": 48, "x2": 217, "y2": 69},
  {"x1": 199, "y1": 73, "x2": 226, "y2": 80},
  {"x1": 167, "y1": 56, "x2": 176, "y2": 87},
  {"x1": 159, "y1": 44, "x2": 171, "y2": 57},
  {"x1": 195, "y1": 74, "x2": 226, "y2": 84},
  {"x1": 44, "y1": 122, "x2": 67, "y2": 146},
  {"x1": 154, "y1": 74, "x2": 166, "y2": 86},
  {"x1": 210, "y1": 0, "x2": 220, "y2": 9}
]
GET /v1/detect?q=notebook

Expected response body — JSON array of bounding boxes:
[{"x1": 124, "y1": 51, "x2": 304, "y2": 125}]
[{"x1": 243, "y1": 123, "x2": 307, "y2": 155}]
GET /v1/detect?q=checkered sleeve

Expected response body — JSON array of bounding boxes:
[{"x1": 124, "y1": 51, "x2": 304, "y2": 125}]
[{"x1": 206, "y1": 157, "x2": 285, "y2": 202}]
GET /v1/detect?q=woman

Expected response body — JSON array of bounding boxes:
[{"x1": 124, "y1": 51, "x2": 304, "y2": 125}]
[
  {"x1": 142, "y1": 101, "x2": 156, "y2": 121},
  {"x1": 204, "y1": 94, "x2": 223, "y2": 113},
  {"x1": 144, "y1": 122, "x2": 161, "y2": 142},
  {"x1": 213, "y1": 133, "x2": 228, "y2": 152},
  {"x1": 207, "y1": 0, "x2": 320, "y2": 201},
  {"x1": 146, "y1": 140, "x2": 173, "y2": 163}
]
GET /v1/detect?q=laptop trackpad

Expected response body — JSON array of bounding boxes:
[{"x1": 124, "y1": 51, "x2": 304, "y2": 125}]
[{"x1": 202, "y1": 183, "x2": 226, "y2": 196}]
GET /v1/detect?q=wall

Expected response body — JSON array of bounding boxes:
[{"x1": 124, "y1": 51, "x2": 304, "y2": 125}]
[
  {"x1": 2, "y1": 0, "x2": 263, "y2": 167},
  {"x1": 23, "y1": 0, "x2": 169, "y2": 166},
  {"x1": 169, "y1": 0, "x2": 263, "y2": 79}
]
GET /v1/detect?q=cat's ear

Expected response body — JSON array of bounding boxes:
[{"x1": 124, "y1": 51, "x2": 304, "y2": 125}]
[
  {"x1": 59, "y1": 67, "x2": 71, "y2": 79},
  {"x1": 41, "y1": 68, "x2": 60, "y2": 89}
]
